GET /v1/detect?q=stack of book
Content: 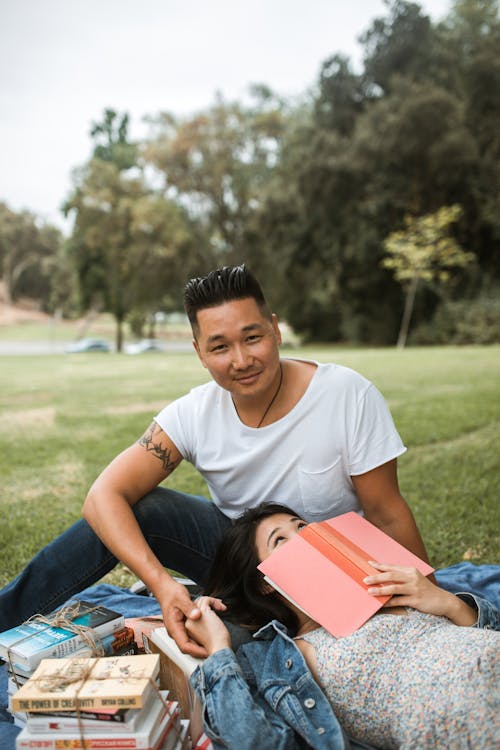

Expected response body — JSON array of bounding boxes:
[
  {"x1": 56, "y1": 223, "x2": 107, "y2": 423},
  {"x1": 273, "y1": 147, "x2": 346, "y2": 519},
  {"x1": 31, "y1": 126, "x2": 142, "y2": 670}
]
[
  {"x1": 9, "y1": 653, "x2": 190, "y2": 749},
  {"x1": 0, "y1": 600, "x2": 137, "y2": 729}
]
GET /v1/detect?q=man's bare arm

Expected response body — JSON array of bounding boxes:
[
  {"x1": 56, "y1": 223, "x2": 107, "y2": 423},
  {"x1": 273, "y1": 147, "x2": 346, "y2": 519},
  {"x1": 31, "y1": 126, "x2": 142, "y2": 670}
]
[
  {"x1": 82, "y1": 422, "x2": 211, "y2": 656},
  {"x1": 352, "y1": 459, "x2": 434, "y2": 576},
  {"x1": 137, "y1": 422, "x2": 180, "y2": 472}
]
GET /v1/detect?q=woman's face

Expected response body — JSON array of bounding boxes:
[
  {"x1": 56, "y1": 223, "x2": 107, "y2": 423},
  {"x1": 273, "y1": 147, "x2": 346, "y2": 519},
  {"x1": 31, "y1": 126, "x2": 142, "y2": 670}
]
[{"x1": 255, "y1": 513, "x2": 307, "y2": 562}]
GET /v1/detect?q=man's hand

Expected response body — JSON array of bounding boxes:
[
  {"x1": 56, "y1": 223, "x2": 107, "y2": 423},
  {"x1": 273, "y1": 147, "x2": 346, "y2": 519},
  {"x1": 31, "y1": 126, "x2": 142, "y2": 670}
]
[
  {"x1": 364, "y1": 562, "x2": 477, "y2": 626},
  {"x1": 186, "y1": 597, "x2": 231, "y2": 656},
  {"x1": 158, "y1": 580, "x2": 227, "y2": 657}
]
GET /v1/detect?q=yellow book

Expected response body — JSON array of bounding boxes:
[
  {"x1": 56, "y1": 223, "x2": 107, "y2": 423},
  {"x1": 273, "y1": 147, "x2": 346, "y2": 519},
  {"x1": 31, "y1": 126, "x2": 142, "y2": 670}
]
[{"x1": 10, "y1": 653, "x2": 160, "y2": 713}]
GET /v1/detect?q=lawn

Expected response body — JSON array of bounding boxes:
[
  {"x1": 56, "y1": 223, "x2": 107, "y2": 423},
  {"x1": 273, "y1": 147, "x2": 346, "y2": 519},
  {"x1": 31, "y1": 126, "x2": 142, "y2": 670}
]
[{"x1": 0, "y1": 344, "x2": 499, "y2": 590}]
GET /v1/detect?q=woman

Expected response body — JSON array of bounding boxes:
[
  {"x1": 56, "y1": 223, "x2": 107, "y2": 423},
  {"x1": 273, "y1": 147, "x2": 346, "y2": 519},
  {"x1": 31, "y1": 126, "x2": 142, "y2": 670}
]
[{"x1": 186, "y1": 503, "x2": 499, "y2": 750}]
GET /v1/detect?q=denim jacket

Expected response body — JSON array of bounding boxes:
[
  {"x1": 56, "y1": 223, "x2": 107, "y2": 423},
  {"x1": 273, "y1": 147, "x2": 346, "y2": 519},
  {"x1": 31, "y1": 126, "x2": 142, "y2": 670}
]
[
  {"x1": 456, "y1": 591, "x2": 500, "y2": 629},
  {"x1": 190, "y1": 593, "x2": 499, "y2": 750},
  {"x1": 190, "y1": 619, "x2": 376, "y2": 750}
]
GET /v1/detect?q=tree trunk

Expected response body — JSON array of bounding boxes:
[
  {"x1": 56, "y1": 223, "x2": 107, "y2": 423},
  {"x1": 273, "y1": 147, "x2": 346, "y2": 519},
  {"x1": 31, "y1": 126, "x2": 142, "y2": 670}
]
[
  {"x1": 115, "y1": 315, "x2": 124, "y2": 352},
  {"x1": 397, "y1": 276, "x2": 419, "y2": 349},
  {"x1": 4, "y1": 254, "x2": 40, "y2": 304},
  {"x1": 0, "y1": 276, "x2": 12, "y2": 305},
  {"x1": 147, "y1": 315, "x2": 156, "y2": 339}
]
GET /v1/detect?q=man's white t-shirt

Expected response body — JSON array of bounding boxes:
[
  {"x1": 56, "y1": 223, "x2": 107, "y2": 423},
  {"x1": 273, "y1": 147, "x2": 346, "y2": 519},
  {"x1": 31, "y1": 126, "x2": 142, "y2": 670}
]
[{"x1": 154, "y1": 361, "x2": 406, "y2": 521}]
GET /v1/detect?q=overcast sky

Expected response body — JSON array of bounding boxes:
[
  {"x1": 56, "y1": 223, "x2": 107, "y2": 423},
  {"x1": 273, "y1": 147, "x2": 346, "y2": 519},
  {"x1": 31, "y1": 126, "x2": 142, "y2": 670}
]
[{"x1": 1, "y1": 0, "x2": 451, "y2": 231}]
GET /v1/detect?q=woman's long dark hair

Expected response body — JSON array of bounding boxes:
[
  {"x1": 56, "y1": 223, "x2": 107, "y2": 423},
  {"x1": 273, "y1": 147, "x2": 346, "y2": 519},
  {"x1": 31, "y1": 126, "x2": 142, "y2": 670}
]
[{"x1": 203, "y1": 502, "x2": 304, "y2": 633}]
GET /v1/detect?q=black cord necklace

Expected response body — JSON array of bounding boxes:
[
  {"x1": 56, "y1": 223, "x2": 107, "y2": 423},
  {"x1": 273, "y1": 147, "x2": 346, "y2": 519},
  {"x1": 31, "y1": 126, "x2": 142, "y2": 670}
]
[
  {"x1": 256, "y1": 362, "x2": 284, "y2": 428},
  {"x1": 233, "y1": 362, "x2": 284, "y2": 428}
]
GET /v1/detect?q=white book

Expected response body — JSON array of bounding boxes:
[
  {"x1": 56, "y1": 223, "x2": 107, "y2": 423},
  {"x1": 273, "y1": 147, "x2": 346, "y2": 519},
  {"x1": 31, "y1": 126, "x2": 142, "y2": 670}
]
[
  {"x1": 1, "y1": 601, "x2": 125, "y2": 669},
  {"x1": 15, "y1": 691, "x2": 179, "y2": 749},
  {"x1": 25, "y1": 688, "x2": 163, "y2": 733}
]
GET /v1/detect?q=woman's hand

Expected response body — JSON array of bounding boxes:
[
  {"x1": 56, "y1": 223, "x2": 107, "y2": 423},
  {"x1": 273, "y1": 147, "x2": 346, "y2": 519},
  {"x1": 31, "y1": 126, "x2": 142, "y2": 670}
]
[
  {"x1": 364, "y1": 563, "x2": 477, "y2": 625},
  {"x1": 158, "y1": 583, "x2": 227, "y2": 658},
  {"x1": 185, "y1": 596, "x2": 232, "y2": 656}
]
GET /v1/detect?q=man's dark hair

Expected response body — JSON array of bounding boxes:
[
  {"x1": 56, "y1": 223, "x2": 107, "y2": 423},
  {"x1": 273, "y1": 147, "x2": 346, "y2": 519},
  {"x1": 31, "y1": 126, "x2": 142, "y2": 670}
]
[
  {"x1": 183, "y1": 264, "x2": 271, "y2": 335},
  {"x1": 202, "y1": 502, "x2": 304, "y2": 634}
]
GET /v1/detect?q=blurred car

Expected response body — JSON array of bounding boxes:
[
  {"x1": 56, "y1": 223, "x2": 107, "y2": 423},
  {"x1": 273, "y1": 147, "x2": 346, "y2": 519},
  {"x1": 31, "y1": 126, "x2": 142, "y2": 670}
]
[
  {"x1": 124, "y1": 338, "x2": 166, "y2": 354},
  {"x1": 65, "y1": 337, "x2": 111, "y2": 353}
]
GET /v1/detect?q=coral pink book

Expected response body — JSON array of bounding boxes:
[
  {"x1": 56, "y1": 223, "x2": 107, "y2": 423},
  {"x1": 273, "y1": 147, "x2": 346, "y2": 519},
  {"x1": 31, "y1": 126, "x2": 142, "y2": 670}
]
[{"x1": 257, "y1": 511, "x2": 434, "y2": 637}]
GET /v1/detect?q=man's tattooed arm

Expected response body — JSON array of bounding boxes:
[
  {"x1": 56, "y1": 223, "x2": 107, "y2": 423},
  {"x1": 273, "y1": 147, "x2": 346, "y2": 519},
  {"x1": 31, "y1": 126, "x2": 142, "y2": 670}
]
[{"x1": 137, "y1": 422, "x2": 180, "y2": 473}]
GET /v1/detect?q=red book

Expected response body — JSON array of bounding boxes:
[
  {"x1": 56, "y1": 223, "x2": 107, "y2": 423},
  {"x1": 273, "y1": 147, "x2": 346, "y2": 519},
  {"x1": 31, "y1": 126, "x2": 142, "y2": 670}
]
[{"x1": 257, "y1": 511, "x2": 434, "y2": 637}]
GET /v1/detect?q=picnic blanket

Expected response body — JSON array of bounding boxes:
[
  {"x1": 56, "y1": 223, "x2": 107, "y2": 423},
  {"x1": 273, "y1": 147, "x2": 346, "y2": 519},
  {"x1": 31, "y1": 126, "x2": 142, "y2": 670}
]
[{"x1": 1, "y1": 562, "x2": 499, "y2": 749}]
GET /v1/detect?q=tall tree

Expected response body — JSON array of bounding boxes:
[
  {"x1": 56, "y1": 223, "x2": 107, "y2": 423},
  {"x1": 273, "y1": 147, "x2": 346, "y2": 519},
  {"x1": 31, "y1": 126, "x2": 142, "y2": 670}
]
[
  {"x1": 360, "y1": 0, "x2": 437, "y2": 93},
  {"x1": 0, "y1": 202, "x2": 62, "y2": 308},
  {"x1": 143, "y1": 89, "x2": 286, "y2": 266},
  {"x1": 64, "y1": 111, "x2": 193, "y2": 350}
]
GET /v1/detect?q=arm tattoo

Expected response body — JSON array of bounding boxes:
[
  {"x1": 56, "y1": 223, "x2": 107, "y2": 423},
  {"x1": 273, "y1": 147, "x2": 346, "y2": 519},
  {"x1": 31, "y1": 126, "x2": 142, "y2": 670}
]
[{"x1": 138, "y1": 422, "x2": 179, "y2": 472}]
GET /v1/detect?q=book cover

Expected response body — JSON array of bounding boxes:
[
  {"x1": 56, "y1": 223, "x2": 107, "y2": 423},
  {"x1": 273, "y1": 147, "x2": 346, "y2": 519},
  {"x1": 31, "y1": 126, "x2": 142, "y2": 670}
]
[
  {"x1": 10, "y1": 653, "x2": 160, "y2": 713},
  {"x1": 0, "y1": 601, "x2": 125, "y2": 669},
  {"x1": 15, "y1": 691, "x2": 180, "y2": 749},
  {"x1": 258, "y1": 511, "x2": 434, "y2": 637},
  {"x1": 125, "y1": 616, "x2": 164, "y2": 651},
  {"x1": 143, "y1": 628, "x2": 204, "y2": 746}
]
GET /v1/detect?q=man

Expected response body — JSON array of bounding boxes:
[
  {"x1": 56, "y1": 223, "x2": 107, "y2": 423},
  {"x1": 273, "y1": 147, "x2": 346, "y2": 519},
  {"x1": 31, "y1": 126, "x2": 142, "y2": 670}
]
[{"x1": 0, "y1": 265, "x2": 431, "y2": 655}]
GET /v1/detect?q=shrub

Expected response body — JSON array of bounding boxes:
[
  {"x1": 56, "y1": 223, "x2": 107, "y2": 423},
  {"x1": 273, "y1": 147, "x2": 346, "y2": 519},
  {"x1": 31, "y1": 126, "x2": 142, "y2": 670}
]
[{"x1": 411, "y1": 294, "x2": 500, "y2": 345}]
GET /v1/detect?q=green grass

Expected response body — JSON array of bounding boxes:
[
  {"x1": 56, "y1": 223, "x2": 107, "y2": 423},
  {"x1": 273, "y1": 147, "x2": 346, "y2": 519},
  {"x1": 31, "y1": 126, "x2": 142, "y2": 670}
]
[{"x1": 0, "y1": 345, "x2": 499, "y2": 590}]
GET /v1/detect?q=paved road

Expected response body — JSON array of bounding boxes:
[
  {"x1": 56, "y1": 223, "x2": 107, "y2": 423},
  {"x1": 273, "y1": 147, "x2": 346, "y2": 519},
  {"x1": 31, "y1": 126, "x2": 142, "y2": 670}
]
[{"x1": 0, "y1": 341, "x2": 194, "y2": 355}]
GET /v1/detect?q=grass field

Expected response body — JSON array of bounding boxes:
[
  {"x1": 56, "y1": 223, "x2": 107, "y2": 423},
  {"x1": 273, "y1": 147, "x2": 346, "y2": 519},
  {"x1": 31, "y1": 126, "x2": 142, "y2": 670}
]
[{"x1": 0, "y1": 344, "x2": 499, "y2": 589}]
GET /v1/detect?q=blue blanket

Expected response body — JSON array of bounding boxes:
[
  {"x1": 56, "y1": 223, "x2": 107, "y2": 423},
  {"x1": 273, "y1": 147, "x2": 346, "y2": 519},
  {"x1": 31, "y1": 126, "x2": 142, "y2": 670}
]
[{"x1": 2, "y1": 563, "x2": 499, "y2": 749}]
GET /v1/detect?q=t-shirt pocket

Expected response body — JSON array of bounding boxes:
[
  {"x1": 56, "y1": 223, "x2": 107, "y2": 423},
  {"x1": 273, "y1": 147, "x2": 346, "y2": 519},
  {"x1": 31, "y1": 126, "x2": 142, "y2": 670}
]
[{"x1": 297, "y1": 455, "x2": 351, "y2": 519}]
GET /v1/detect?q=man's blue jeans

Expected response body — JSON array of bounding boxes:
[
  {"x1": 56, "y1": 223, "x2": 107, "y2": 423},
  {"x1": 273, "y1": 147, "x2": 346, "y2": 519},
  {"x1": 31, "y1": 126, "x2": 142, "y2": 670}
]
[{"x1": 0, "y1": 488, "x2": 232, "y2": 631}]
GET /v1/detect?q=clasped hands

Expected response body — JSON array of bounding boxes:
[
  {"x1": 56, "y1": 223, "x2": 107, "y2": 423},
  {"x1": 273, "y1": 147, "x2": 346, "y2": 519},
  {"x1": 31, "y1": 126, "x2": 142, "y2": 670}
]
[{"x1": 157, "y1": 577, "x2": 229, "y2": 657}]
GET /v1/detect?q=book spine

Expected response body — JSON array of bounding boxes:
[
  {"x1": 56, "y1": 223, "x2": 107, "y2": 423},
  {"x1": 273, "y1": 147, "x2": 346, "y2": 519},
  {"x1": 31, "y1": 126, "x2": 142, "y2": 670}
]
[
  {"x1": 27, "y1": 691, "x2": 164, "y2": 732},
  {"x1": 7, "y1": 639, "x2": 136, "y2": 682},
  {"x1": 13, "y1": 694, "x2": 143, "y2": 713},
  {"x1": 301, "y1": 524, "x2": 376, "y2": 586},
  {"x1": 79, "y1": 628, "x2": 137, "y2": 658},
  {"x1": 27, "y1": 710, "x2": 132, "y2": 729},
  {"x1": 16, "y1": 736, "x2": 152, "y2": 749},
  {"x1": 12, "y1": 684, "x2": 152, "y2": 714},
  {"x1": 19, "y1": 615, "x2": 126, "y2": 668}
]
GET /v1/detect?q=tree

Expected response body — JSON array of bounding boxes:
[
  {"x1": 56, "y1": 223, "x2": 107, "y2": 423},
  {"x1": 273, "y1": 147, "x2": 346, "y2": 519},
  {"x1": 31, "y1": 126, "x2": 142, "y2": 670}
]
[
  {"x1": 360, "y1": 1, "x2": 437, "y2": 93},
  {"x1": 143, "y1": 89, "x2": 286, "y2": 266},
  {"x1": 64, "y1": 110, "x2": 194, "y2": 350},
  {"x1": 382, "y1": 205, "x2": 475, "y2": 347},
  {"x1": 90, "y1": 109, "x2": 138, "y2": 170},
  {"x1": 0, "y1": 201, "x2": 62, "y2": 308},
  {"x1": 252, "y1": 3, "x2": 496, "y2": 343},
  {"x1": 437, "y1": 0, "x2": 500, "y2": 276},
  {"x1": 315, "y1": 55, "x2": 365, "y2": 135}
]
